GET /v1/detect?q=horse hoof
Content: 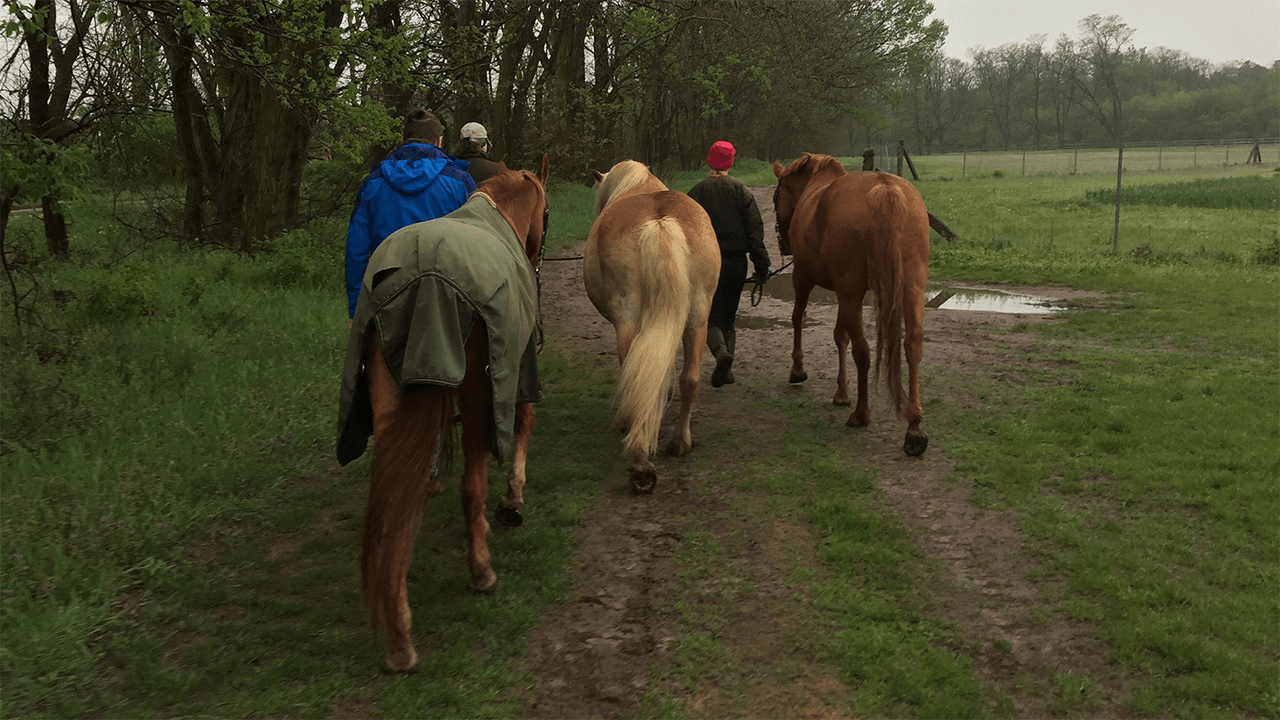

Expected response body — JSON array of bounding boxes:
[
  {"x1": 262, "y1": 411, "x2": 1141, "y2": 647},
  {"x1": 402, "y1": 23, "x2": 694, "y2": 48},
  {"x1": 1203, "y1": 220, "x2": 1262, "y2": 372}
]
[
  {"x1": 630, "y1": 470, "x2": 657, "y2": 495},
  {"x1": 846, "y1": 411, "x2": 869, "y2": 428},
  {"x1": 383, "y1": 648, "x2": 419, "y2": 675},
  {"x1": 495, "y1": 503, "x2": 523, "y2": 528},
  {"x1": 903, "y1": 433, "x2": 929, "y2": 457},
  {"x1": 789, "y1": 371, "x2": 808, "y2": 385},
  {"x1": 664, "y1": 438, "x2": 693, "y2": 457},
  {"x1": 469, "y1": 569, "x2": 498, "y2": 595},
  {"x1": 832, "y1": 396, "x2": 852, "y2": 407}
]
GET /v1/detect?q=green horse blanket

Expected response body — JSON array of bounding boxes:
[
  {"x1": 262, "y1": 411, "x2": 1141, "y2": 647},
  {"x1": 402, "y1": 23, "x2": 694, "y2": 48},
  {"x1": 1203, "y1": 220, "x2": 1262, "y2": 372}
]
[{"x1": 336, "y1": 196, "x2": 543, "y2": 466}]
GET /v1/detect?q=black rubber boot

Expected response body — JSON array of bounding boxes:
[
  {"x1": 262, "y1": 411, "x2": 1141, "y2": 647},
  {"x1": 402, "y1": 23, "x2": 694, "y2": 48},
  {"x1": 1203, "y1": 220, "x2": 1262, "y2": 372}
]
[
  {"x1": 723, "y1": 328, "x2": 737, "y2": 385},
  {"x1": 708, "y1": 327, "x2": 734, "y2": 388}
]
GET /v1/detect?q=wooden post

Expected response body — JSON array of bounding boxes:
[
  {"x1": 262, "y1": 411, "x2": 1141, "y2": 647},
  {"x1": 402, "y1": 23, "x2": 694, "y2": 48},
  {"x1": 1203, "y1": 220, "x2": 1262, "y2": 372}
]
[
  {"x1": 1158, "y1": 144, "x2": 1162, "y2": 170},
  {"x1": 1113, "y1": 142, "x2": 1123, "y2": 254},
  {"x1": 1073, "y1": 144, "x2": 1078, "y2": 174},
  {"x1": 1021, "y1": 149, "x2": 1026, "y2": 177},
  {"x1": 900, "y1": 141, "x2": 920, "y2": 180},
  {"x1": 896, "y1": 140, "x2": 904, "y2": 176},
  {"x1": 962, "y1": 151, "x2": 966, "y2": 178}
]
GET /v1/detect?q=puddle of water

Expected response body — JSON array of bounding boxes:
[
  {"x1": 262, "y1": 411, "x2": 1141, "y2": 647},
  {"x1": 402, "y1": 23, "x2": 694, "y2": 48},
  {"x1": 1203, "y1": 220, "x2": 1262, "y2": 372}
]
[
  {"x1": 923, "y1": 286, "x2": 1064, "y2": 314},
  {"x1": 748, "y1": 273, "x2": 1065, "y2": 315}
]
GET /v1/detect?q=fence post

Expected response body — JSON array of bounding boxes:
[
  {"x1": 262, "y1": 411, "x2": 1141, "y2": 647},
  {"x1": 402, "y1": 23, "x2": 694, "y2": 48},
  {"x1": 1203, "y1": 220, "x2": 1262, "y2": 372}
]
[
  {"x1": 1158, "y1": 144, "x2": 1162, "y2": 170},
  {"x1": 962, "y1": 151, "x2": 966, "y2": 178},
  {"x1": 1022, "y1": 149, "x2": 1026, "y2": 177},
  {"x1": 1193, "y1": 143, "x2": 1197, "y2": 167},
  {"x1": 1073, "y1": 144, "x2": 1078, "y2": 174}
]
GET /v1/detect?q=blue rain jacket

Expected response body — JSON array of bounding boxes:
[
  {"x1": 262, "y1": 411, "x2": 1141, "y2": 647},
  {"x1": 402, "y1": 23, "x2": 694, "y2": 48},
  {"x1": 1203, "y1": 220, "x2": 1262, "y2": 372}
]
[{"x1": 345, "y1": 142, "x2": 477, "y2": 317}]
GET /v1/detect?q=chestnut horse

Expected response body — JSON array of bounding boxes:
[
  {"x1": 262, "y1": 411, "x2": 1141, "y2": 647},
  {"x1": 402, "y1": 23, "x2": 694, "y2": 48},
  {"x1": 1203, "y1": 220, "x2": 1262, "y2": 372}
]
[
  {"x1": 772, "y1": 153, "x2": 930, "y2": 456},
  {"x1": 336, "y1": 156, "x2": 550, "y2": 672},
  {"x1": 585, "y1": 160, "x2": 720, "y2": 493}
]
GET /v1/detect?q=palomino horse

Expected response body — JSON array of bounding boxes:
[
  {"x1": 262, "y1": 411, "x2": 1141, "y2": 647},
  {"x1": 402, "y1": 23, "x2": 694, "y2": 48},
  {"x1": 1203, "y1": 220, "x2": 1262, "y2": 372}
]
[
  {"x1": 336, "y1": 156, "x2": 550, "y2": 672},
  {"x1": 585, "y1": 160, "x2": 720, "y2": 493},
  {"x1": 772, "y1": 153, "x2": 930, "y2": 456}
]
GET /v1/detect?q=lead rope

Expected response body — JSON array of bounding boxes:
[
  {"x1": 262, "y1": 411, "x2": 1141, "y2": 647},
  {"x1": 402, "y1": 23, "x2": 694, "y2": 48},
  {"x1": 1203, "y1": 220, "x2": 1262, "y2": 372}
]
[{"x1": 749, "y1": 260, "x2": 793, "y2": 307}]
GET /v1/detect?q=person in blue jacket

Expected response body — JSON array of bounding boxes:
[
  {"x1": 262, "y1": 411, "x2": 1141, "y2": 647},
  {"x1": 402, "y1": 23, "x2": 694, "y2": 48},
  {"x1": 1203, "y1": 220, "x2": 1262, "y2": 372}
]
[{"x1": 345, "y1": 109, "x2": 477, "y2": 324}]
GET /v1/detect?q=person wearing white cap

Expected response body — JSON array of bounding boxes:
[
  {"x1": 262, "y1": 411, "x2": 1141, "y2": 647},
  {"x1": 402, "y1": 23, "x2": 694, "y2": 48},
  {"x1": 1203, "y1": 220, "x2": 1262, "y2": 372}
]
[{"x1": 455, "y1": 122, "x2": 503, "y2": 185}]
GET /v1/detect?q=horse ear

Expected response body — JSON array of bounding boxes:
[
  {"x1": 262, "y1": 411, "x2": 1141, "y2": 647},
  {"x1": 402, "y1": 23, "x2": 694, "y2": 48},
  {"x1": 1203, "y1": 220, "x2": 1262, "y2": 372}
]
[
  {"x1": 591, "y1": 170, "x2": 605, "y2": 184},
  {"x1": 772, "y1": 160, "x2": 784, "y2": 178},
  {"x1": 536, "y1": 153, "x2": 549, "y2": 184}
]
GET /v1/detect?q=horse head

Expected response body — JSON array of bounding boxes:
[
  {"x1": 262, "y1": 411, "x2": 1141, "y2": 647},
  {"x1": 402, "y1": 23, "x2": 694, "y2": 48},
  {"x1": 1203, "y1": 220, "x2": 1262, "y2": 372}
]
[
  {"x1": 771, "y1": 153, "x2": 846, "y2": 255},
  {"x1": 479, "y1": 154, "x2": 550, "y2": 267}
]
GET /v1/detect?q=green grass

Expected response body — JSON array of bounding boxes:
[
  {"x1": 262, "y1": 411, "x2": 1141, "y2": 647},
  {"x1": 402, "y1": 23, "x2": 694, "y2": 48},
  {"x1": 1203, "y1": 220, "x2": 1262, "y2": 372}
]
[
  {"x1": 913, "y1": 168, "x2": 1279, "y2": 276},
  {"x1": 913, "y1": 143, "x2": 1280, "y2": 178},
  {"x1": 4, "y1": 159, "x2": 1278, "y2": 718},
  {"x1": 1083, "y1": 174, "x2": 1280, "y2": 210}
]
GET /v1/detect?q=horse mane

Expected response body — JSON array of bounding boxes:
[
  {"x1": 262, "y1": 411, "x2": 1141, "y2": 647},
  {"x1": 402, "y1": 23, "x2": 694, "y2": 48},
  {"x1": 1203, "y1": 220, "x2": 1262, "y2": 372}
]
[
  {"x1": 780, "y1": 152, "x2": 844, "y2": 179},
  {"x1": 475, "y1": 168, "x2": 546, "y2": 263},
  {"x1": 594, "y1": 160, "x2": 667, "y2": 215}
]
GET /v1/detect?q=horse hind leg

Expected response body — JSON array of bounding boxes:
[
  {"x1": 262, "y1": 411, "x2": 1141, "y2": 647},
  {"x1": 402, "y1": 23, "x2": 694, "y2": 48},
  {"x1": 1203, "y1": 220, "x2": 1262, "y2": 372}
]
[
  {"x1": 459, "y1": 330, "x2": 498, "y2": 593},
  {"x1": 832, "y1": 310, "x2": 852, "y2": 407},
  {"x1": 495, "y1": 402, "x2": 534, "y2": 527},
  {"x1": 902, "y1": 289, "x2": 928, "y2": 456},
  {"x1": 664, "y1": 323, "x2": 706, "y2": 457},
  {"x1": 840, "y1": 295, "x2": 871, "y2": 427}
]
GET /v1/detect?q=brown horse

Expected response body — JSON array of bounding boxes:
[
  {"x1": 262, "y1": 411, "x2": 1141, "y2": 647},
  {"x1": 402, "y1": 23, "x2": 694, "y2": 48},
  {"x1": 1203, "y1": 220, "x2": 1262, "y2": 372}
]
[
  {"x1": 585, "y1": 160, "x2": 720, "y2": 493},
  {"x1": 336, "y1": 156, "x2": 550, "y2": 672},
  {"x1": 772, "y1": 153, "x2": 930, "y2": 456}
]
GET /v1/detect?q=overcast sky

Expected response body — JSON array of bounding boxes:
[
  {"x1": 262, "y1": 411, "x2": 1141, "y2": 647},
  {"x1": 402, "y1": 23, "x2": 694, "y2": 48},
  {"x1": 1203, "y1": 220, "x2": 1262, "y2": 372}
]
[{"x1": 927, "y1": 0, "x2": 1280, "y2": 67}]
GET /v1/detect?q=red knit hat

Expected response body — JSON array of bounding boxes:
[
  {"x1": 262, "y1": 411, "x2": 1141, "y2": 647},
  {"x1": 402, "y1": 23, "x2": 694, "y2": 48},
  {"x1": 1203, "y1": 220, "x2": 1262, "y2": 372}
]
[{"x1": 707, "y1": 141, "x2": 735, "y2": 170}]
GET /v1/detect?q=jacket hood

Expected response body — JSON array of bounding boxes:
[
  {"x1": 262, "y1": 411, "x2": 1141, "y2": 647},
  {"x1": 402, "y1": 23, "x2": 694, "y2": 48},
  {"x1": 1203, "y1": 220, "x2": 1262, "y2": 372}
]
[{"x1": 381, "y1": 155, "x2": 451, "y2": 195}]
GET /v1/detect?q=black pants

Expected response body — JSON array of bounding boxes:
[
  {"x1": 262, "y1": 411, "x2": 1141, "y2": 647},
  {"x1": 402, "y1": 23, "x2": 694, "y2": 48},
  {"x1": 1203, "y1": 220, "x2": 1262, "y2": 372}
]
[{"x1": 708, "y1": 253, "x2": 748, "y2": 335}]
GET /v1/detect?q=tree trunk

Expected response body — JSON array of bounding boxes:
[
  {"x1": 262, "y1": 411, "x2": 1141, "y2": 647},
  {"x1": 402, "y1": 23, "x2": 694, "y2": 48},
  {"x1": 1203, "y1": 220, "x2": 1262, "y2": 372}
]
[{"x1": 164, "y1": 27, "x2": 207, "y2": 239}]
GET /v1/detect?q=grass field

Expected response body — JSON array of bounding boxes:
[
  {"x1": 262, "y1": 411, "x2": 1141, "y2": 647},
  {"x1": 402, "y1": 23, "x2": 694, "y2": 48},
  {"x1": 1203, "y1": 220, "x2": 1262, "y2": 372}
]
[
  {"x1": 1, "y1": 160, "x2": 1276, "y2": 717},
  {"x1": 909, "y1": 142, "x2": 1280, "y2": 179}
]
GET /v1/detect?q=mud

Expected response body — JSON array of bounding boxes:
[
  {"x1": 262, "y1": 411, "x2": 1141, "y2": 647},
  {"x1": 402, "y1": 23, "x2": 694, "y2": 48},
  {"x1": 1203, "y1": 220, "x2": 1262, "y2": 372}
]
[{"x1": 518, "y1": 186, "x2": 1110, "y2": 717}]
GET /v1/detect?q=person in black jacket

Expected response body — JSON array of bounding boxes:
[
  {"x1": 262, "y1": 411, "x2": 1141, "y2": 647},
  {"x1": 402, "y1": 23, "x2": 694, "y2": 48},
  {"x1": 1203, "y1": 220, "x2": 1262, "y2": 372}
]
[
  {"x1": 687, "y1": 140, "x2": 770, "y2": 387},
  {"x1": 454, "y1": 122, "x2": 504, "y2": 185}
]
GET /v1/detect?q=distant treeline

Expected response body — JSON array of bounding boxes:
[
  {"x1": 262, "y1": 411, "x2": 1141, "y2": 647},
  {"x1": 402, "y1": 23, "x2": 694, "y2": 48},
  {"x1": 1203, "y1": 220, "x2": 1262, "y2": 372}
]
[{"x1": 882, "y1": 29, "x2": 1279, "y2": 155}]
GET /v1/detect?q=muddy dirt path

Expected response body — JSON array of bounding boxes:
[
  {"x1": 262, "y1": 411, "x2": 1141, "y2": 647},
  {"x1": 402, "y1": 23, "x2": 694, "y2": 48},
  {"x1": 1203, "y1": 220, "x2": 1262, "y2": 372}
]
[{"x1": 517, "y1": 187, "x2": 1109, "y2": 717}]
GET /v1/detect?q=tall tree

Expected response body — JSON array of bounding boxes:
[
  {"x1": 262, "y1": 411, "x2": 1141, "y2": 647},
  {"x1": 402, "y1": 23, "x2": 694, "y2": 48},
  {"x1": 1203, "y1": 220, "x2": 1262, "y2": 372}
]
[
  {"x1": 1071, "y1": 13, "x2": 1136, "y2": 253},
  {"x1": 4, "y1": 0, "x2": 106, "y2": 258},
  {"x1": 148, "y1": 0, "x2": 346, "y2": 252}
]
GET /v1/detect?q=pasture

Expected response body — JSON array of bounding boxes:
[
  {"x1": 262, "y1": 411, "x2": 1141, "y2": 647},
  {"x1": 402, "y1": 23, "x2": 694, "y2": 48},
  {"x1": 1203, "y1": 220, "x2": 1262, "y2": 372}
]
[
  {"x1": 1, "y1": 159, "x2": 1277, "y2": 718},
  {"x1": 914, "y1": 141, "x2": 1280, "y2": 179}
]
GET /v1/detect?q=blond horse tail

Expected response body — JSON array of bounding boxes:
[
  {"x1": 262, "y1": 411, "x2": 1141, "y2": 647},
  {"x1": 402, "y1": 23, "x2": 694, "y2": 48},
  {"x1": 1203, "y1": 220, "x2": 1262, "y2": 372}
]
[
  {"x1": 866, "y1": 176, "x2": 908, "y2": 418},
  {"x1": 361, "y1": 387, "x2": 455, "y2": 639},
  {"x1": 616, "y1": 218, "x2": 692, "y2": 456}
]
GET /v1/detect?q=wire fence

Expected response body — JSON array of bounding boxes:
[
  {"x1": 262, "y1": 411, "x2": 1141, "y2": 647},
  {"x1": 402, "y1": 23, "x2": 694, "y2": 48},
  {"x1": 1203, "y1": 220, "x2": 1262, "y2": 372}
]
[{"x1": 897, "y1": 139, "x2": 1280, "y2": 178}]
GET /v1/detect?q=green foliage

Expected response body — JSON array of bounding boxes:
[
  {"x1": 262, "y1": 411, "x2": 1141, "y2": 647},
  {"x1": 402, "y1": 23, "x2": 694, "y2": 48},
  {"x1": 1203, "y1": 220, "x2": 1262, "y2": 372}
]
[
  {"x1": 246, "y1": 225, "x2": 344, "y2": 291},
  {"x1": 1085, "y1": 174, "x2": 1280, "y2": 210},
  {"x1": 1250, "y1": 234, "x2": 1280, "y2": 265},
  {"x1": 86, "y1": 113, "x2": 182, "y2": 191},
  {"x1": 1, "y1": 132, "x2": 91, "y2": 204}
]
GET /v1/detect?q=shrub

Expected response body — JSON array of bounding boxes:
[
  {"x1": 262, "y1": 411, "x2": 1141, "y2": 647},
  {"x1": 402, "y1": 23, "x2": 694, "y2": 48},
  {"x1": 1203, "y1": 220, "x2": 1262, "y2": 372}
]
[
  {"x1": 1087, "y1": 175, "x2": 1280, "y2": 210},
  {"x1": 1250, "y1": 235, "x2": 1280, "y2": 265}
]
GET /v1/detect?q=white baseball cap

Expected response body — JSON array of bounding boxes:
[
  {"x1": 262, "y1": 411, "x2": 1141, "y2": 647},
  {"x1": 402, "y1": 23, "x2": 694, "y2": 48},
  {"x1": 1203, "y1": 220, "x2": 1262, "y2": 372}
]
[{"x1": 460, "y1": 122, "x2": 488, "y2": 141}]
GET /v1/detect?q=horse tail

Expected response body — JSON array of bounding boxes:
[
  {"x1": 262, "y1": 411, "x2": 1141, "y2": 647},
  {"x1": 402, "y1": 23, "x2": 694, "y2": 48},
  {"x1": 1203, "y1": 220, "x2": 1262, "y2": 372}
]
[
  {"x1": 866, "y1": 176, "x2": 909, "y2": 417},
  {"x1": 616, "y1": 217, "x2": 691, "y2": 456},
  {"x1": 361, "y1": 387, "x2": 455, "y2": 638}
]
